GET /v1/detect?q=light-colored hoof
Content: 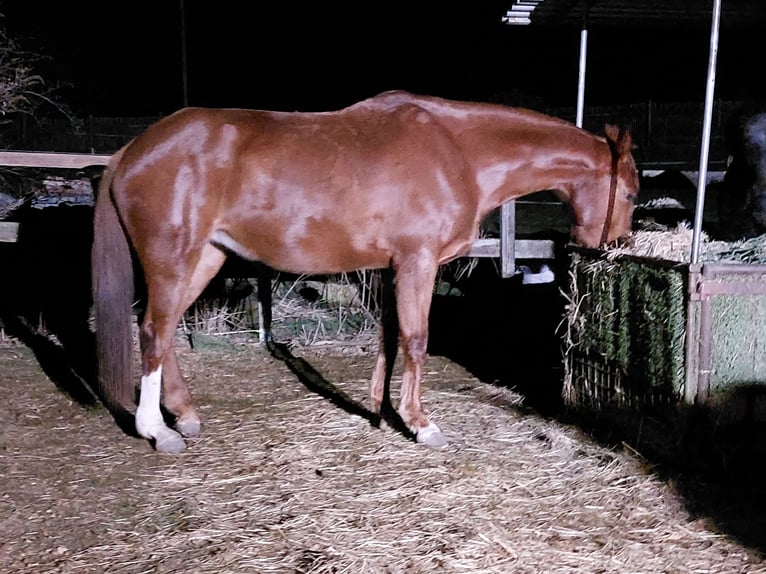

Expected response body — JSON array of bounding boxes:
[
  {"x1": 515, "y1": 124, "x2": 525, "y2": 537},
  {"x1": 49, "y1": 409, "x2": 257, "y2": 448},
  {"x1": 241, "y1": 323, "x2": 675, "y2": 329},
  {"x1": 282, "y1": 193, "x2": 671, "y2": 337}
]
[
  {"x1": 153, "y1": 428, "x2": 187, "y2": 454},
  {"x1": 175, "y1": 417, "x2": 201, "y2": 438},
  {"x1": 416, "y1": 423, "x2": 448, "y2": 449}
]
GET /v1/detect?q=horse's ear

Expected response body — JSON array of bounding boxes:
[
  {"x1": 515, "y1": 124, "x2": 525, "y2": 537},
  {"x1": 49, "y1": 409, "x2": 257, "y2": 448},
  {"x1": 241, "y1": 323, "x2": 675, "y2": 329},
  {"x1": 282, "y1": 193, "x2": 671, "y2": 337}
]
[
  {"x1": 604, "y1": 124, "x2": 620, "y2": 142},
  {"x1": 605, "y1": 124, "x2": 633, "y2": 156}
]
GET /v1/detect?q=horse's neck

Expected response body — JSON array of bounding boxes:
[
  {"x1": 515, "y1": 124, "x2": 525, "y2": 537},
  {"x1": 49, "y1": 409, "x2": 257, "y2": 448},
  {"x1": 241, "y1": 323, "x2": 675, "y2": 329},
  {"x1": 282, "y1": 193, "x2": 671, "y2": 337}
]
[
  {"x1": 394, "y1": 96, "x2": 606, "y2": 215},
  {"x1": 463, "y1": 121, "x2": 603, "y2": 215},
  {"x1": 473, "y1": 155, "x2": 597, "y2": 218}
]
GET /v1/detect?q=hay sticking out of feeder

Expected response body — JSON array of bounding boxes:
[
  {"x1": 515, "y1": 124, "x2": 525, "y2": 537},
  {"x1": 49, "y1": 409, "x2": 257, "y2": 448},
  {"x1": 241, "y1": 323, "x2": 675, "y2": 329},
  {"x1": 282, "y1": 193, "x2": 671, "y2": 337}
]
[
  {"x1": 605, "y1": 224, "x2": 701, "y2": 262},
  {"x1": 606, "y1": 225, "x2": 766, "y2": 264}
]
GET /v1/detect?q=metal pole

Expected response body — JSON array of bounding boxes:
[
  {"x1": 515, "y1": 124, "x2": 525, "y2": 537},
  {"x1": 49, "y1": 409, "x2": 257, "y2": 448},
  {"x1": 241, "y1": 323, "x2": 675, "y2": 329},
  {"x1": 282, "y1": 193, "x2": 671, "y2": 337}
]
[
  {"x1": 576, "y1": 28, "x2": 588, "y2": 128},
  {"x1": 575, "y1": 2, "x2": 589, "y2": 128},
  {"x1": 180, "y1": 0, "x2": 189, "y2": 107},
  {"x1": 690, "y1": 0, "x2": 722, "y2": 264}
]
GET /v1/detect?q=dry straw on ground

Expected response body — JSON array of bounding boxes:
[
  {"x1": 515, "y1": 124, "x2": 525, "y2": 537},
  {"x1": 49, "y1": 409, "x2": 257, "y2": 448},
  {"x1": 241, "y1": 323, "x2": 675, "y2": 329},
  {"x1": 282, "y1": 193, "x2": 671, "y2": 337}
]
[{"x1": 1, "y1": 341, "x2": 763, "y2": 574}]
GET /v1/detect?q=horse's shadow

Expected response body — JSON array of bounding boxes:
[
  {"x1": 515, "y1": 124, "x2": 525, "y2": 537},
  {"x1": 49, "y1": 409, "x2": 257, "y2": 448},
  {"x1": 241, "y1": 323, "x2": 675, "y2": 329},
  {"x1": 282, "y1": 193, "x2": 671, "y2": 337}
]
[
  {"x1": 0, "y1": 205, "x2": 98, "y2": 405},
  {"x1": 264, "y1": 338, "x2": 414, "y2": 441},
  {"x1": 0, "y1": 204, "x2": 137, "y2": 436},
  {"x1": 263, "y1": 255, "x2": 571, "y2": 442},
  {"x1": 428, "y1": 256, "x2": 569, "y2": 415},
  {"x1": 262, "y1": 266, "x2": 417, "y2": 442}
]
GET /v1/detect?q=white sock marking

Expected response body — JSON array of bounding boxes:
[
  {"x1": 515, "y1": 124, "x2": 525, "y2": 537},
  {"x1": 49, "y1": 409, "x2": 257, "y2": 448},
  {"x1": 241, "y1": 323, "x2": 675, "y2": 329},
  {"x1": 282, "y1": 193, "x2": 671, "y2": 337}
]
[{"x1": 135, "y1": 366, "x2": 165, "y2": 439}]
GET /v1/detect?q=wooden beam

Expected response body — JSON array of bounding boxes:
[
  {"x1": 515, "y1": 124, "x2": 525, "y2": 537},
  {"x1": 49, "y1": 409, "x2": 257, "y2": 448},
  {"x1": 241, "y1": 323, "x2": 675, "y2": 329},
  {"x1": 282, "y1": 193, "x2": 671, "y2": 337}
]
[
  {"x1": 0, "y1": 151, "x2": 111, "y2": 169},
  {"x1": 466, "y1": 238, "x2": 555, "y2": 261}
]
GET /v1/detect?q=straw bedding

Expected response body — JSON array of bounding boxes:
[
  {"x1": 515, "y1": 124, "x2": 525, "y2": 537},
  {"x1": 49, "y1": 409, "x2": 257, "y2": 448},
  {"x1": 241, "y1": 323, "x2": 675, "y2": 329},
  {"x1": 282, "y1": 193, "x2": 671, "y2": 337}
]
[{"x1": 1, "y1": 342, "x2": 763, "y2": 574}]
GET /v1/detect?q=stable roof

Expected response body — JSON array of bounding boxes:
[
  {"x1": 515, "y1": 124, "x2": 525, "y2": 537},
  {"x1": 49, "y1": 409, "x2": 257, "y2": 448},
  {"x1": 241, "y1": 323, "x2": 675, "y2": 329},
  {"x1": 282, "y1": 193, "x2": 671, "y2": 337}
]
[{"x1": 503, "y1": 0, "x2": 766, "y2": 27}]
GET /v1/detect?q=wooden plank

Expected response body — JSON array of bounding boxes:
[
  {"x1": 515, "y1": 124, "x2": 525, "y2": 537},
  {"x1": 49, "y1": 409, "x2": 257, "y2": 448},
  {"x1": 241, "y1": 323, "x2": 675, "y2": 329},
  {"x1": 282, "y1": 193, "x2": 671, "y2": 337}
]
[
  {"x1": 467, "y1": 238, "x2": 501, "y2": 258},
  {"x1": 0, "y1": 151, "x2": 111, "y2": 168},
  {"x1": 516, "y1": 239, "x2": 556, "y2": 259},
  {"x1": 0, "y1": 221, "x2": 20, "y2": 243},
  {"x1": 465, "y1": 238, "x2": 555, "y2": 261}
]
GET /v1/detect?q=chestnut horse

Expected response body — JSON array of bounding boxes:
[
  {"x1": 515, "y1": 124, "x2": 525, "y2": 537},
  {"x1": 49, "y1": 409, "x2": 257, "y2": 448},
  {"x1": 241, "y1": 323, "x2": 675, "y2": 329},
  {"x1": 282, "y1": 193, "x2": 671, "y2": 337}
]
[{"x1": 92, "y1": 91, "x2": 638, "y2": 452}]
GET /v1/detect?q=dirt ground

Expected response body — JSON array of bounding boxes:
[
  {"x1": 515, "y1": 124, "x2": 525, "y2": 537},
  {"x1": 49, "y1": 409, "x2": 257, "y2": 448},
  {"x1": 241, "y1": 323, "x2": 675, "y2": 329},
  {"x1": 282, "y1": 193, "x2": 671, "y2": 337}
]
[
  {"x1": 1, "y1": 197, "x2": 765, "y2": 573},
  {"x1": 2, "y1": 333, "x2": 766, "y2": 574}
]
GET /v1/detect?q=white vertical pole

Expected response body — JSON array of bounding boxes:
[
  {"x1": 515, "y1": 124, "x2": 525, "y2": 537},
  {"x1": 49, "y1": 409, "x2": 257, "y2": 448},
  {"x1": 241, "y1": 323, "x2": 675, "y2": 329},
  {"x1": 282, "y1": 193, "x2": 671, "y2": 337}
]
[
  {"x1": 690, "y1": 0, "x2": 722, "y2": 264},
  {"x1": 576, "y1": 27, "x2": 588, "y2": 128},
  {"x1": 180, "y1": 0, "x2": 189, "y2": 107}
]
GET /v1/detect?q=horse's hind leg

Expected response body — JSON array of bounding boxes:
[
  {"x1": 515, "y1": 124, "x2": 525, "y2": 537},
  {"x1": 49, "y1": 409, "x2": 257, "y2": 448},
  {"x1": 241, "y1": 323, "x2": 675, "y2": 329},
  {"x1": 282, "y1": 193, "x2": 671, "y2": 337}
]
[
  {"x1": 136, "y1": 244, "x2": 226, "y2": 452},
  {"x1": 392, "y1": 253, "x2": 446, "y2": 448},
  {"x1": 161, "y1": 350, "x2": 199, "y2": 438},
  {"x1": 159, "y1": 244, "x2": 227, "y2": 439}
]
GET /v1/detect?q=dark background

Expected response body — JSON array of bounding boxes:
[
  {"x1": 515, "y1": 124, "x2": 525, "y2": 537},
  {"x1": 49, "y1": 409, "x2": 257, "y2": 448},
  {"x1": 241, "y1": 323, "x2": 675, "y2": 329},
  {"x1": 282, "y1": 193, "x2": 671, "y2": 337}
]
[{"x1": 1, "y1": 1, "x2": 764, "y2": 116}]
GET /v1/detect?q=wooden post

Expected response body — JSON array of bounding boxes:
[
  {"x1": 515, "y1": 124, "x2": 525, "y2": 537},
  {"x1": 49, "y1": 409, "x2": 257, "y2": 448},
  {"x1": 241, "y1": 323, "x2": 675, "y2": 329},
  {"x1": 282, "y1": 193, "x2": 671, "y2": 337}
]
[{"x1": 500, "y1": 200, "x2": 516, "y2": 278}]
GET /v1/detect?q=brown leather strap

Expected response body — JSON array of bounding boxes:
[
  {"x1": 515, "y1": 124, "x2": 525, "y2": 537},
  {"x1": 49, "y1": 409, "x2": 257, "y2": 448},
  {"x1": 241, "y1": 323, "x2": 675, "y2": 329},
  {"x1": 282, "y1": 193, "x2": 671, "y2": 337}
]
[{"x1": 600, "y1": 137, "x2": 620, "y2": 246}]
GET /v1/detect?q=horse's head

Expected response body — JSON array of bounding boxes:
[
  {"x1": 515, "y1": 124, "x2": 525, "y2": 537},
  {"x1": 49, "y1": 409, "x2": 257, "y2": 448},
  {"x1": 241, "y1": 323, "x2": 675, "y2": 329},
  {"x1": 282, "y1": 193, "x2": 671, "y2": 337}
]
[{"x1": 569, "y1": 125, "x2": 639, "y2": 248}]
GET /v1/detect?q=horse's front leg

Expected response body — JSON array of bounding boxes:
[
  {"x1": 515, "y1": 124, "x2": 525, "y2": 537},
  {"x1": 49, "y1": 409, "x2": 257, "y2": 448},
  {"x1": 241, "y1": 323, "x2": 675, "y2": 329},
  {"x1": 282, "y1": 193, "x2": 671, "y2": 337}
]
[
  {"x1": 369, "y1": 331, "x2": 388, "y2": 416},
  {"x1": 369, "y1": 269, "x2": 397, "y2": 416},
  {"x1": 393, "y1": 254, "x2": 447, "y2": 448}
]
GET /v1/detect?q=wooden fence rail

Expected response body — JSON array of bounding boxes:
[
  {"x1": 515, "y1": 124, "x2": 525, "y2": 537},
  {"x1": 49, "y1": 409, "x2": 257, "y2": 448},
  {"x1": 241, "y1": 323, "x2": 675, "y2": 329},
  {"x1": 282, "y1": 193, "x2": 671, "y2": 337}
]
[
  {"x1": 0, "y1": 151, "x2": 111, "y2": 169},
  {"x1": 0, "y1": 151, "x2": 111, "y2": 242}
]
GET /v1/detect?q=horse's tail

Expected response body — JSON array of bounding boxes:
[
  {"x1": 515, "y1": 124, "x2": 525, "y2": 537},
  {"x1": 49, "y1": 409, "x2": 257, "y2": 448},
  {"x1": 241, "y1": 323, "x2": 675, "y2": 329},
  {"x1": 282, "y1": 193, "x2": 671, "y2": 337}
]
[{"x1": 92, "y1": 147, "x2": 135, "y2": 409}]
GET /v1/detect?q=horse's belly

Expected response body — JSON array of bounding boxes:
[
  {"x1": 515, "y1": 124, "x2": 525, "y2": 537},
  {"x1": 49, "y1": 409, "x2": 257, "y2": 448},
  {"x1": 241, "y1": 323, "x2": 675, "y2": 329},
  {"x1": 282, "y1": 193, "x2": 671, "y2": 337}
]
[{"x1": 211, "y1": 227, "x2": 391, "y2": 274}]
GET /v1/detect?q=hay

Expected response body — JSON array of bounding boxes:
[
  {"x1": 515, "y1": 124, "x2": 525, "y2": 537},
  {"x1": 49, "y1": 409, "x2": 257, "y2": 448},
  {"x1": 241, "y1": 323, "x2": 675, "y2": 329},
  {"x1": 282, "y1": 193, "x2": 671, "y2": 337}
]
[
  {"x1": 563, "y1": 251, "x2": 687, "y2": 409},
  {"x1": 184, "y1": 274, "x2": 380, "y2": 350},
  {"x1": 607, "y1": 225, "x2": 766, "y2": 264},
  {"x1": 709, "y1": 293, "x2": 766, "y2": 390},
  {"x1": 1, "y1": 345, "x2": 763, "y2": 573}
]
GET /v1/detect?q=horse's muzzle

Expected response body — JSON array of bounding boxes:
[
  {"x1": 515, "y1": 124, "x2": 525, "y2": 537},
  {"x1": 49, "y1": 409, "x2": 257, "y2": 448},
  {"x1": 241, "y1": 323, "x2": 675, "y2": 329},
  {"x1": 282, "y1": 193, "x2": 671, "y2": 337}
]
[{"x1": 571, "y1": 226, "x2": 633, "y2": 250}]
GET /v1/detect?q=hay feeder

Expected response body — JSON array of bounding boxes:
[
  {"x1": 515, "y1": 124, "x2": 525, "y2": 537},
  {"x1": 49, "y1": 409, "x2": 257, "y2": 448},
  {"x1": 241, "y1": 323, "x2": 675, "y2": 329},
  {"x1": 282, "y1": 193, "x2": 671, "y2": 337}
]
[{"x1": 564, "y1": 230, "x2": 766, "y2": 425}]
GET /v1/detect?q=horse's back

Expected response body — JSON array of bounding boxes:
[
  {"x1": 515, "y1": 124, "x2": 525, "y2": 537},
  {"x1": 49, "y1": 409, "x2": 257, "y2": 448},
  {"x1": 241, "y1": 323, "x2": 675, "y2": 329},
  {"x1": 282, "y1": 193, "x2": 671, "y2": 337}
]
[{"x1": 109, "y1": 97, "x2": 480, "y2": 274}]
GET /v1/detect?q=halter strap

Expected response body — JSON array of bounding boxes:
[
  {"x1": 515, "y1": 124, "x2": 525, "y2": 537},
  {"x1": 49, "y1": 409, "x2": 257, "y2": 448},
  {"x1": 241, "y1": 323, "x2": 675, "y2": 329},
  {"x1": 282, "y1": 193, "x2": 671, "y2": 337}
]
[{"x1": 599, "y1": 137, "x2": 620, "y2": 246}]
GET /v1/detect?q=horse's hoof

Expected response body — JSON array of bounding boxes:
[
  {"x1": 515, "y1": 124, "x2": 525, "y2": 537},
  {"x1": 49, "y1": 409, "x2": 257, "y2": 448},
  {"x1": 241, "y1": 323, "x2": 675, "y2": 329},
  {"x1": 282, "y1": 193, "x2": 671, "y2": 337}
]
[
  {"x1": 175, "y1": 417, "x2": 201, "y2": 438},
  {"x1": 416, "y1": 423, "x2": 448, "y2": 449},
  {"x1": 154, "y1": 429, "x2": 186, "y2": 454}
]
